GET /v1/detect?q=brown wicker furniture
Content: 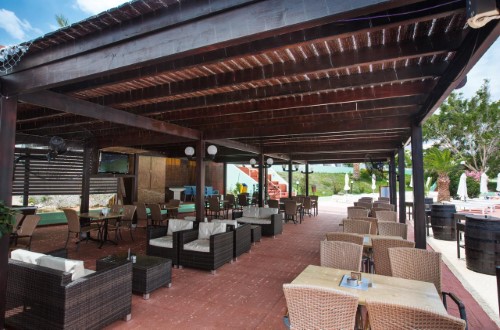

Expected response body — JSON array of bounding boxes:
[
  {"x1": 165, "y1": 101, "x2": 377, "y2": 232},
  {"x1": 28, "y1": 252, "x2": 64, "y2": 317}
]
[
  {"x1": 115, "y1": 205, "x2": 137, "y2": 241},
  {"x1": 371, "y1": 237, "x2": 415, "y2": 276},
  {"x1": 388, "y1": 247, "x2": 467, "y2": 324},
  {"x1": 6, "y1": 251, "x2": 132, "y2": 330},
  {"x1": 213, "y1": 220, "x2": 252, "y2": 259},
  {"x1": 233, "y1": 209, "x2": 283, "y2": 237},
  {"x1": 325, "y1": 232, "x2": 364, "y2": 245},
  {"x1": 348, "y1": 217, "x2": 378, "y2": 235},
  {"x1": 251, "y1": 225, "x2": 261, "y2": 243},
  {"x1": 347, "y1": 207, "x2": 370, "y2": 218},
  {"x1": 377, "y1": 221, "x2": 408, "y2": 239},
  {"x1": 147, "y1": 220, "x2": 194, "y2": 266},
  {"x1": 178, "y1": 224, "x2": 234, "y2": 273},
  {"x1": 79, "y1": 211, "x2": 122, "y2": 248},
  {"x1": 63, "y1": 209, "x2": 100, "y2": 251},
  {"x1": 366, "y1": 301, "x2": 465, "y2": 330},
  {"x1": 373, "y1": 202, "x2": 395, "y2": 210},
  {"x1": 375, "y1": 210, "x2": 397, "y2": 222},
  {"x1": 354, "y1": 201, "x2": 373, "y2": 209},
  {"x1": 10, "y1": 214, "x2": 41, "y2": 251},
  {"x1": 283, "y1": 284, "x2": 358, "y2": 330},
  {"x1": 97, "y1": 253, "x2": 171, "y2": 300},
  {"x1": 343, "y1": 219, "x2": 372, "y2": 235},
  {"x1": 149, "y1": 203, "x2": 167, "y2": 226},
  {"x1": 310, "y1": 195, "x2": 319, "y2": 216},
  {"x1": 320, "y1": 240, "x2": 363, "y2": 271}
]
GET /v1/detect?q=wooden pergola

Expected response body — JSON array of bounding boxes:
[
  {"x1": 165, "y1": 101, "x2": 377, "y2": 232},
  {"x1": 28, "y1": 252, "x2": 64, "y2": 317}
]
[{"x1": 0, "y1": 0, "x2": 498, "y2": 325}]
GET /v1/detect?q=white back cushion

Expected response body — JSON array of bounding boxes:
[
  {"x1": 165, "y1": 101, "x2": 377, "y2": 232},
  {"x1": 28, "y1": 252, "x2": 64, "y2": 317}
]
[
  {"x1": 212, "y1": 219, "x2": 238, "y2": 227},
  {"x1": 11, "y1": 249, "x2": 45, "y2": 264},
  {"x1": 167, "y1": 219, "x2": 194, "y2": 236},
  {"x1": 149, "y1": 236, "x2": 173, "y2": 248},
  {"x1": 242, "y1": 206, "x2": 259, "y2": 218},
  {"x1": 198, "y1": 222, "x2": 227, "y2": 239},
  {"x1": 258, "y1": 207, "x2": 278, "y2": 218},
  {"x1": 37, "y1": 255, "x2": 86, "y2": 281}
]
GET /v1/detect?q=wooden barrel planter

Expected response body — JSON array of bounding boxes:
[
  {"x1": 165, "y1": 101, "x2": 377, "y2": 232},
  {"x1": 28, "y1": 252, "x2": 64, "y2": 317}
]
[
  {"x1": 465, "y1": 215, "x2": 500, "y2": 275},
  {"x1": 430, "y1": 204, "x2": 456, "y2": 241}
]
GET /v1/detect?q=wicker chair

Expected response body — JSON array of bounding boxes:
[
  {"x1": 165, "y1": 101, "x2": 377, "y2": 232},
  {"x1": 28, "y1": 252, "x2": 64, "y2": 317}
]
[
  {"x1": 147, "y1": 219, "x2": 194, "y2": 266},
  {"x1": 347, "y1": 207, "x2": 370, "y2": 219},
  {"x1": 377, "y1": 197, "x2": 390, "y2": 202},
  {"x1": 149, "y1": 204, "x2": 167, "y2": 226},
  {"x1": 302, "y1": 197, "x2": 313, "y2": 217},
  {"x1": 284, "y1": 200, "x2": 300, "y2": 224},
  {"x1": 354, "y1": 201, "x2": 372, "y2": 209},
  {"x1": 378, "y1": 221, "x2": 408, "y2": 239},
  {"x1": 63, "y1": 209, "x2": 100, "y2": 251},
  {"x1": 310, "y1": 195, "x2": 319, "y2": 216},
  {"x1": 6, "y1": 253, "x2": 132, "y2": 330},
  {"x1": 11, "y1": 214, "x2": 41, "y2": 251},
  {"x1": 115, "y1": 205, "x2": 137, "y2": 241},
  {"x1": 237, "y1": 193, "x2": 249, "y2": 209},
  {"x1": 389, "y1": 247, "x2": 467, "y2": 324},
  {"x1": 320, "y1": 240, "x2": 363, "y2": 271},
  {"x1": 371, "y1": 237, "x2": 414, "y2": 276},
  {"x1": 207, "y1": 195, "x2": 223, "y2": 219},
  {"x1": 11, "y1": 213, "x2": 24, "y2": 235},
  {"x1": 359, "y1": 197, "x2": 373, "y2": 203},
  {"x1": 375, "y1": 210, "x2": 397, "y2": 222},
  {"x1": 370, "y1": 207, "x2": 391, "y2": 218},
  {"x1": 135, "y1": 202, "x2": 149, "y2": 228},
  {"x1": 267, "y1": 199, "x2": 279, "y2": 209},
  {"x1": 373, "y1": 202, "x2": 395, "y2": 211},
  {"x1": 349, "y1": 217, "x2": 378, "y2": 235},
  {"x1": 283, "y1": 284, "x2": 358, "y2": 330},
  {"x1": 366, "y1": 301, "x2": 466, "y2": 330},
  {"x1": 343, "y1": 219, "x2": 371, "y2": 235},
  {"x1": 325, "y1": 232, "x2": 364, "y2": 245}
]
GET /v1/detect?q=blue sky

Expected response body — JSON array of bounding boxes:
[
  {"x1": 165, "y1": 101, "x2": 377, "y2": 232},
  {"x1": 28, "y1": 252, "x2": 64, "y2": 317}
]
[{"x1": 1, "y1": 0, "x2": 499, "y2": 100}]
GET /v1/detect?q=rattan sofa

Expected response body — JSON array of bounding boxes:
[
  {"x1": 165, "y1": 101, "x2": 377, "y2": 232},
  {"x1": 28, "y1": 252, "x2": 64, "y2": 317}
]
[
  {"x1": 213, "y1": 220, "x2": 252, "y2": 259},
  {"x1": 233, "y1": 208, "x2": 283, "y2": 237},
  {"x1": 147, "y1": 219, "x2": 194, "y2": 266},
  {"x1": 6, "y1": 250, "x2": 132, "y2": 330}
]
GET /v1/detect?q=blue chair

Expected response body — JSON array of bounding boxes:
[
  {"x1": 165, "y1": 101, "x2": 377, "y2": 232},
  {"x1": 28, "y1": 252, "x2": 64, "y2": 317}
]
[
  {"x1": 184, "y1": 186, "x2": 193, "y2": 201},
  {"x1": 205, "y1": 186, "x2": 214, "y2": 197}
]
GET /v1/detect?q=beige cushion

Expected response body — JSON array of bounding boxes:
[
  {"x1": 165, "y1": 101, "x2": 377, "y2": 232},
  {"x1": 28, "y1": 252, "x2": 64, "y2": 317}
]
[
  {"x1": 212, "y1": 219, "x2": 238, "y2": 227},
  {"x1": 11, "y1": 249, "x2": 45, "y2": 264},
  {"x1": 258, "y1": 207, "x2": 278, "y2": 218},
  {"x1": 167, "y1": 219, "x2": 194, "y2": 236},
  {"x1": 37, "y1": 255, "x2": 86, "y2": 281},
  {"x1": 184, "y1": 216, "x2": 196, "y2": 222},
  {"x1": 236, "y1": 217, "x2": 271, "y2": 225},
  {"x1": 242, "y1": 206, "x2": 259, "y2": 218},
  {"x1": 183, "y1": 239, "x2": 210, "y2": 253},
  {"x1": 198, "y1": 222, "x2": 227, "y2": 240},
  {"x1": 149, "y1": 236, "x2": 173, "y2": 248}
]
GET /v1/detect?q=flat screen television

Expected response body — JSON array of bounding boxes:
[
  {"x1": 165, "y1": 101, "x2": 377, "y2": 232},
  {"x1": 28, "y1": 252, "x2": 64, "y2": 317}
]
[{"x1": 98, "y1": 152, "x2": 130, "y2": 174}]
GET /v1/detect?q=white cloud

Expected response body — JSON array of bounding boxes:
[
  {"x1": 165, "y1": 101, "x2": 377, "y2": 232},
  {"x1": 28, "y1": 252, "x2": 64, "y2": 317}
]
[
  {"x1": 75, "y1": 0, "x2": 130, "y2": 15},
  {"x1": 0, "y1": 9, "x2": 41, "y2": 43}
]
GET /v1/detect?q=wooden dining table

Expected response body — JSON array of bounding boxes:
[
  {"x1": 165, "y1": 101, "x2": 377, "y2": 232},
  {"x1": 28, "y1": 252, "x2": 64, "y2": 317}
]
[
  {"x1": 291, "y1": 265, "x2": 447, "y2": 314},
  {"x1": 79, "y1": 212, "x2": 122, "y2": 248}
]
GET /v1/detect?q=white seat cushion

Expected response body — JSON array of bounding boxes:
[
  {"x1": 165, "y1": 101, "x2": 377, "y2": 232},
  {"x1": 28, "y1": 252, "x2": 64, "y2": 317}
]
[
  {"x1": 198, "y1": 222, "x2": 227, "y2": 239},
  {"x1": 37, "y1": 255, "x2": 86, "y2": 280},
  {"x1": 11, "y1": 249, "x2": 45, "y2": 264},
  {"x1": 167, "y1": 219, "x2": 194, "y2": 235},
  {"x1": 149, "y1": 235, "x2": 174, "y2": 248},
  {"x1": 236, "y1": 217, "x2": 272, "y2": 225},
  {"x1": 184, "y1": 216, "x2": 196, "y2": 222},
  {"x1": 212, "y1": 219, "x2": 238, "y2": 227},
  {"x1": 183, "y1": 239, "x2": 210, "y2": 253},
  {"x1": 242, "y1": 206, "x2": 259, "y2": 218},
  {"x1": 258, "y1": 207, "x2": 278, "y2": 218}
]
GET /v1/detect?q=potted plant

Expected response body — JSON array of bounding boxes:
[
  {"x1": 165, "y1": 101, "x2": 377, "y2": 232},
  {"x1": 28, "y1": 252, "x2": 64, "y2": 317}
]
[
  {"x1": 0, "y1": 200, "x2": 15, "y2": 239},
  {"x1": 424, "y1": 148, "x2": 456, "y2": 202}
]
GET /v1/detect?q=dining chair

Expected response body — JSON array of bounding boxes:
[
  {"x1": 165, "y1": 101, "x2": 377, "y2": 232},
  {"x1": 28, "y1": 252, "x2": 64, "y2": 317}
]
[
  {"x1": 283, "y1": 284, "x2": 358, "y2": 330},
  {"x1": 114, "y1": 205, "x2": 137, "y2": 241},
  {"x1": 378, "y1": 221, "x2": 407, "y2": 239},
  {"x1": 349, "y1": 216, "x2": 378, "y2": 235},
  {"x1": 366, "y1": 300, "x2": 466, "y2": 330},
  {"x1": 375, "y1": 210, "x2": 397, "y2": 222},
  {"x1": 358, "y1": 197, "x2": 373, "y2": 203},
  {"x1": 11, "y1": 214, "x2": 41, "y2": 251},
  {"x1": 267, "y1": 199, "x2": 279, "y2": 209},
  {"x1": 389, "y1": 247, "x2": 467, "y2": 324},
  {"x1": 11, "y1": 213, "x2": 24, "y2": 234},
  {"x1": 377, "y1": 197, "x2": 390, "y2": 202},
  {"x1": 63, "y1": 209, "x2": 100, "y2": 251},
  {"x1": 354, "y1": 201, "x2": 372, "y2": 209},
  {"x1": 284, "y1": 200, "x2": 300, "y2": 224},
  {"x1": 325, "y1": 232, "x2": 364, "y2": 245},
  {"x1": 149, "y1": 204, "x2": 167, "y2": 226},
  {"x1": 302, "y1": 197, "x2": 313, "y2": 217},
  {"x1": 207, "y1": 195, "x2": 223, "y2": 219},
  {"x1": 237, "y1": 193, "x2": 249, "y2": 209},
  {"x1": 370, "y1": 207, "x2": 391, "y2": 218},
  {"x1": 371, "y1": 237, "x2": 414, "y2": 276},
  {"x1": 224, "y1": 194, "x2": 237, "y2": 216},
  {"x1": 343, "y1": 219, "x2": 371, "y2": 235},
  {"x1": 373, "y1": 202, "x2": 395, "y2": 211},
  {"x1": 135, "y1": 202, "x2": 149, "y2": 228},
  {"x1": 320, "y1": 240, "x2": 363, "y2": 271},
  {"x1": 347, "y1": 207, "x2": 370, "y2": 219},
  {"x1": 310, "y1": 195, "x2": 318, "y2": 216}
]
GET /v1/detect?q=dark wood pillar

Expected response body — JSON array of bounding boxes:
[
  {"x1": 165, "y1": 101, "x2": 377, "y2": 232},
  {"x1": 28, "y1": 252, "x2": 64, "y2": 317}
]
[
  {"x1": 398, "y1": 147, "x2": 406, "y2": 224},
  {"x1": 411, "y1": 125, "x2": 426, "y2": 249},
  {"x1": 23, "y1": 152, "x2": 30, "y2": 206},
  {"x1": 288, "y1": 159, "x2": 293, "y2": 198},
  {"x1": 80, "y1": 145, "x2": 94, "y2": 213},
  {"x1": 0, "y1": 95, "x2": 17, "y2": 330},
  {"x1": 305, "y1": 164, "x2": 310, "y2": 196},
  {"x1": 195, "y1": 140, "x2": 206, "y2": 222},
  {"x1": 258, "y1": 154, "x2": 265, "y2": 207},
  {"x1": 389, "y1": 155, "x2": 397, "y2": 211},
  {"x1": 223, "y1": 162, "x2": 227, "y2": 196}
]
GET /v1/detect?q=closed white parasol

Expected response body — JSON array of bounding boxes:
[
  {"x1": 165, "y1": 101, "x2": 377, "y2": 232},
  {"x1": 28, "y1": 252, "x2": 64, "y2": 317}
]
[
  {"x1": 457, "y1": 173, "x2": 468, "y2": 201},
  {"x1": 371, "y1": 174, "x2": 376, "y2": 192},
  {"x1": 344, "y1": 173, "x2": 350, "y2": 191},
  {"x1": 480, "y1": 172, "x2": 488, "y2": 196},
  {"x1": 497, "y1": 173, "x2": 500, "y2": 192}
]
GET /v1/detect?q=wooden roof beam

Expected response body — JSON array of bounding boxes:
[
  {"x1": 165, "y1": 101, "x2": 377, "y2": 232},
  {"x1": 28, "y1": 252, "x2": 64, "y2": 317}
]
[
  {"x1": 263, "y1": 141, "x2": 402, "y2": 154},
  {"x1": 206, "y1": 139, "x2": 260, "y2": 155}
]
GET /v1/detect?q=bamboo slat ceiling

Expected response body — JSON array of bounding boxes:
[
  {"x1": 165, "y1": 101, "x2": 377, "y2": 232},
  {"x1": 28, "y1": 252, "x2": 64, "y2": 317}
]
[{"x1": 2, "y1": 0, "x2": 499, "y2": 164}]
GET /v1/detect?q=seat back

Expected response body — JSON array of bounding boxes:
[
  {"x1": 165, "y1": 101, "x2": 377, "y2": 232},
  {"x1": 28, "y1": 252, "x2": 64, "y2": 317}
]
[
  {"x1": 110, "y1": 204, "x2": 122, "y2": 214},
  {"x1": 121, "y1": 205, "x2": 137, "y2": 221},
  {"x1": 237, "y1": 194, "x2": 248, "y2": 207},
  {"x1": 373, "y1": 202, "x2": 395, "y2": 210},
  {"x1": 303, "y1": 197, "x2": 312, "y2": 209},
  {"x1": 347, "y1": 207, "x2": 370, "y2": 219},
  {"x1": 284, "y1": 200, "x2": 298, "y2": 216},
  {"x1": 343, "y1": 219, "x2": 371, "y2": 235},
  {"x1": 389, "y1": 247, "x2": 442, "y2": 294},
  {"x1": 63, "y1": 209, "x2": 80, "y2": 232},
  {"x1": 354, "y1": 202, "x2": 372, "y2": 209},
  {"x1": 267, "y1": 199, "x2": 279, "y2": 209},
  {"x1": 12, "y1": 214, "x2": 24, "y2": 234},
  {"x1": 136, "y1": 203, "x2": 148, "y2": 220},
  {"x1": 378, "y1": 222, "x2": 407, "y2": 239},
  {"x1": 168, "y1": 199, "x2": 181, "y2": 207},
  {"x1": 226, "y1": 194, "x2": 236, "y2": 207},
  {"x1": 375, "y1": 210, "x2": 397, "y2": 222},
  {"x1": 371, "y1": 238, "x2": 415, "y2": 276},
  {"x1": 325, "y1": 232, "x2": 364, "y2": 245},
  {"x1": 149, "y1": 204, "x2": 163, "y2": 222},
  {"x1": 209, "y1": 195, "x2": 221, "y2": 211},
  {"x1": 366, "y1": 301, "x2": 465, "y2": 330},
  {"x1": 320, "y1": 240, "x2": 363, "y2": 271},
  {"x1": 283, "y1": 284, "x2": 358, "y2": 330},
  {"x1": 377, "y1": 197, "x2": 390, "y2": 202}
]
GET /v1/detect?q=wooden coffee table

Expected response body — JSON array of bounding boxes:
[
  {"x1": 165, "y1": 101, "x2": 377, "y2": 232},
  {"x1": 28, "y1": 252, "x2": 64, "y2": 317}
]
[{"x1": 97, "y1": 254, "x2": 172, "y2": 299}]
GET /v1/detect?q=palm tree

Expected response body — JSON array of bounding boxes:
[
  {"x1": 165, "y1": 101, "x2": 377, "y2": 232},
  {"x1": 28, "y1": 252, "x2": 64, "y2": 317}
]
[
  {"x1": 424, "y1": 148, "x2": 456, "y2": 202},
  {"x1": 55, "y1": 14, "x2": 69, "y2": 28},
  {"x1": 353, "y1": 163, "x2": 360, "y2": 180}
]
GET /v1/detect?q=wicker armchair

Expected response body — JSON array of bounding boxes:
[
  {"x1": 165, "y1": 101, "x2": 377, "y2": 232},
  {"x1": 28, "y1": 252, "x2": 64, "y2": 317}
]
[
  {"x1": 371, "y1": 237, "x2": 414, "y2": 276},
  {"x1": 178, "y1": 224, "x2": 234, "y2": 273},
  {"x1": 366, "y1": 301, "x2": 466, "y2": 330},
  {"x1": 11, "y1": 214, "x2": 41, "y2": 251},
  {"x1": 378, "y1": 221, "x2": 407, "y2": 239},
  {"x1": 320, "y1": 240, "x2": 363, "y2": 271},
  {"x1": 147, "y1": 219, "x2": 194, "y2": 266},
  {"x1": 375, "y1": 210, "x2": 397, "y2": 222},
  {"x1": 213, "y1": 220, "x2": 252, "y2": 260},
  {"x1": 63, "y1": 209, "x2": 100, "y2": 251},
  {"x1": 6, "y1": 254, "x2": 132, "y2": 330},
  {"x1": 389, "y1": 247, "x2": 467, "y2": 324},
  {"x1": 325, "y1": 232, "x2": 364, "y2": 245},
  {"x1": 347, "y1": 207, "x2": 370, "y2": 218},
  {"x1": 343, "y1": 219, "x2": 371, "y2": 235},
  {"x1": 283, "y1": 284, "x2": 358, "y2": 330}
]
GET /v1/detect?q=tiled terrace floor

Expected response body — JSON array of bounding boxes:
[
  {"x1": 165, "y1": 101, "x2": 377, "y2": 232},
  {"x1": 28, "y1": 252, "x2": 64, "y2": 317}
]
[{"x1": 21, "y1": 199, "x2": 499, "y2": 329}]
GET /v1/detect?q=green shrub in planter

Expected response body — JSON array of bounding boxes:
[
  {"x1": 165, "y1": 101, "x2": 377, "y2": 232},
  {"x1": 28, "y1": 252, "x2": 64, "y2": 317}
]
[{"x1": 0, "y1": 200, "x2": 15, "y2": 239}]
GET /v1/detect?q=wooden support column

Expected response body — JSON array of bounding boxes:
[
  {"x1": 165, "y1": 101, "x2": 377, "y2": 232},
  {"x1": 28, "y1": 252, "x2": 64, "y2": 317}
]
[
  {"x1": 389, "y1": 155, "x2": 397, "y2": 211},
  {"x1": 195, "y1": 140, "x2": 206, "y2": 222},
  {"x1": 305, "y1": 164, "x2": 310, "y2": 196},
  {"x1": 223, "y1": 162, "x2": 227, "y2": 196},
  {"x1": 411, "y1": 125, "x2": 426, "y2": 249},
  {"x1": 398, "y1": 147, "x2": 406, "y2": 223},
  {"x1": 288, "y1": 159, "x2": 293, "y2": 198},
  {"x1": 0, "y1": 95, "x2": 17, "y2": 330},
  {"x1": 80, "y1": 145, "x2": 94, "y2": 213},
  {"x1": 258, "y1": 154, "x2": 265, "y2": 207},
  {"x1": 23, "y1": 152, "x2": 30, "y2": 206}
]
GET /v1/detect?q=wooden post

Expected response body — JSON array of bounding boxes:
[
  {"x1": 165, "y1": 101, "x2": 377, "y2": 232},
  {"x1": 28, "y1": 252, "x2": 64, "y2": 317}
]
[
  {"x1": 195, "y1": 140, "x2": 206, "y2": 222},
  {"x1": 305, "y1": 164, "x2": 310, "y2": 196},
  {"x1": 80, "y1": 145, "x2": 93, "y2": 213},
  {"x1": 0, "y1": 95, "x2": 17, "y2": 329},
  {"x1": 223, "y1": 162, "x2": 227, "y2": 196},
  {"x1": 389, "y1": 155, "x2": 397, "y2": 211},
  {"x1": 288, "y1": 159, "x2": 293, "y2": 198},
  {"x1": 398, "y1": 147, "x2": 406, "y2": 223},
  {"x1": 23, "y1": 151, "x2": 30, "y2": 206},
  {"x1": 412, "y1": 125, "x2": 426, "y2": 249},
  {"x1": 258, "y1": 154, "x2": 264, "y2": 207}
]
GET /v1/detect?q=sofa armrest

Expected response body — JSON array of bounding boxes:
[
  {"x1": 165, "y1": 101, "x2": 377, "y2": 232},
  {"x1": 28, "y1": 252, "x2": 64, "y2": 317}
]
[
  {"x1": 211, "y1": 230, "x2": 234, "y2": 249},
  {"x1": 179, "y1": 229, "x2": 199, "y2": 245},
  {"x1": 232, "y1": 211, "x2": 243, "y2": 219},
  {"x1": 148, "y1": 226, "x2": 168, "y2": 240}
]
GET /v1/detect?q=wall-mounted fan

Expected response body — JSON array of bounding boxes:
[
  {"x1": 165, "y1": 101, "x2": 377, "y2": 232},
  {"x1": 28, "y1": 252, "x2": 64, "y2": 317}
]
[{"x1": 15, "y1": 136, "x2": 67, "y2": 163}]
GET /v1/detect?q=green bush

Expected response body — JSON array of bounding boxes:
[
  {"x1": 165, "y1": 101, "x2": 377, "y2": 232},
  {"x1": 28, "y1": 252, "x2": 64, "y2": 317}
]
[{"x1": 449, "y1": 171, "x2": 480, "y2": 199}]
